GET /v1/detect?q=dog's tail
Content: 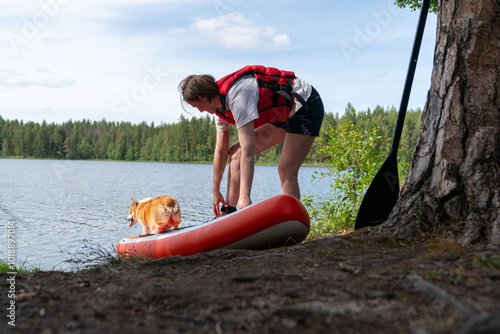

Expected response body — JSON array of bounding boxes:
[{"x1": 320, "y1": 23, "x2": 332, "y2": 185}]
[{"x1": 164, "y1": 200, "x2": 182, "y2": 227}]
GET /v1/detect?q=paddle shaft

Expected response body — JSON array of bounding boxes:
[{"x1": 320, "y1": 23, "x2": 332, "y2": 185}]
[
  {"x1": 391, "y1": 0, "x2": 430, "y2": 154},
  {"x1": 354, "y1": 0, "x2": 431, "y2": 229}
]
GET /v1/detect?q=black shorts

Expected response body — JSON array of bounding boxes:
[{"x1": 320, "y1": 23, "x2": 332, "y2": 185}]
[{"x1": 271, "y1": 86, "x2": 324, "y2": 137}]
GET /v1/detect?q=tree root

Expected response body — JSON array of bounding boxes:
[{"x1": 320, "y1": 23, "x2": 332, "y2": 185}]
[{"x1": 401, "y1": 274, "x2": 500, "y2": 334}]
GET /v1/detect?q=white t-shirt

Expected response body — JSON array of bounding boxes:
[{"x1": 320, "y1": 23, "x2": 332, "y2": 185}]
[{"x1": 215, "y1": 74, "x2": 312, "y2": 132}]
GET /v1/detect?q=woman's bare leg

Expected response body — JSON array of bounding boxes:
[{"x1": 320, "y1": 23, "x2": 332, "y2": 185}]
[
  {"x1": 226, "y1": 124, "x2": 286, "y2": 207},
  {"x1": 277, "y1": 133, "x2": 316, "y2": 199}
]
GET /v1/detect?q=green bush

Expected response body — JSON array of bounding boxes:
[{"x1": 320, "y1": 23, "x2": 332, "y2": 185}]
[
  {"x1": 303, "y1": 122, "x2": 387, "y2": 237},
  {"x1": 304, "y1": 118, "x2": 412, "y2": 238}
]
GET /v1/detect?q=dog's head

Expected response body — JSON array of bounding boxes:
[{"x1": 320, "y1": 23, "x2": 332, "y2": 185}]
[{"x1": 126, "y1": 198, "x2": 139, "y2": 227}]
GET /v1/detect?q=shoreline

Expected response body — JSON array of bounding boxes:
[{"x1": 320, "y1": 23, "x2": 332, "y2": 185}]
[{"x1": 0, "y1": 156, "x2": 331, "y2": 168}]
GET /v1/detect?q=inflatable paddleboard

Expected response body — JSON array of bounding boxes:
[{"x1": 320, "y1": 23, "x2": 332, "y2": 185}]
[{"x1": 116, "y1": 194, "x2": 310, "y2": 259}]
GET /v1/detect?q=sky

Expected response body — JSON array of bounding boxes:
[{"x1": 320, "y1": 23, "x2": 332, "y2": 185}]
[{"x1": 0, "y1": 0, "x2": 438, "y2": 125}]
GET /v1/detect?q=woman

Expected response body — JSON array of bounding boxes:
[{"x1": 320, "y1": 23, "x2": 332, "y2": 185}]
[{"x1": 179, "y1": 65, "x2": 324, "y2": 217}]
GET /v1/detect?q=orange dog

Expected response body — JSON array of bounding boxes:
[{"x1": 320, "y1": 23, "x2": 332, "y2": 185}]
[{"x1": 126, "y1": 196, "x2": 181, "y2": 235}]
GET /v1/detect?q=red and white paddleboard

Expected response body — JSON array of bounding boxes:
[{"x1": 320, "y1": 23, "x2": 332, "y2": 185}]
[{"x1": 116, "y1": 194, "x2": 310, "y2": 259}]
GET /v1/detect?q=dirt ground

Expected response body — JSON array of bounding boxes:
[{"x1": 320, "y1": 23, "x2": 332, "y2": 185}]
[{"x1": 2, "y1": 228, "x2": 500, "y2": 334}]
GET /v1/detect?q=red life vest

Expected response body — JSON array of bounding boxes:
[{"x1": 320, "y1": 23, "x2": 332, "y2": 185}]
[{"x1": 216, "y1": 65, "x2": 297, "y2": 128}]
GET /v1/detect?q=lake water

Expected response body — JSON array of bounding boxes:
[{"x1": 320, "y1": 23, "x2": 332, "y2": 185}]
[{"x1": 0, "y1": 159, "x2": 331, "y2": 271}]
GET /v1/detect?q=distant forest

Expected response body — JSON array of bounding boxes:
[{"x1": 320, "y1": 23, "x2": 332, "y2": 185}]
[{"x1": 0, "y1": 104, "x2": 422, "y2": 165}]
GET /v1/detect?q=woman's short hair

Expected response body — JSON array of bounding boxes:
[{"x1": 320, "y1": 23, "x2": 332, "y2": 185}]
[{"x1": 178, "y1": 74, "x2": 219, "y2": 102}]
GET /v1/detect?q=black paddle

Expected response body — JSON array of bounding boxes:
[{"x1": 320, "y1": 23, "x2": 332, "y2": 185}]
[{"x1": 355, "y1": 0, "x2": 431, "y2": 230}]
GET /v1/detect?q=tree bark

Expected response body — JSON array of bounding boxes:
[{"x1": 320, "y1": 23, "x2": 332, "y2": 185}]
[{"x1": 381, "y1": 0, "x2": 500, "y2": 248}]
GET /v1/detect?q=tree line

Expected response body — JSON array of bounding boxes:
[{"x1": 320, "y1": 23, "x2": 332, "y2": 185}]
[{"x1": 0, "y1": 104, "x2": 422, "y2": 165}]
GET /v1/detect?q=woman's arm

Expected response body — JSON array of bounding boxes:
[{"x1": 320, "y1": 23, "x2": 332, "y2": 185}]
[
  {"x1": 236, "y1": 121, "x2": 255, "y2": 209},
  {"x1": 213, "y1": 129, "x2": 230, "y2": 216}
]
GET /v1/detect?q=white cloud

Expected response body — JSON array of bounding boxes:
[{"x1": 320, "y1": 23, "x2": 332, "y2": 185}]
[
  {"x1": 272, "y1": 34, "x2": 290, "y2": 49},
  {"x1": 41, "y1": 36, "x2": 72, "y2": 45},
  {"x1": 19, "y1": 78, "x2": 76, "y2": 89},
  {"x1": 0, "y1": 68, "x2": 75, "y2": 89},
  {"x1": 192, "y1": 12, "x2": 290, "y2": 50}
]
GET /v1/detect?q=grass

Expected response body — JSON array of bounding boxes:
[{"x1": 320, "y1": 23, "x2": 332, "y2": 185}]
[
  {"x1": 311, "y1": 248, "x2": 336, "y2": 257},
  {"x1": 424, "y1": 268, "x2": 466, "y2": 284},
  {"x1": 472, "y1": 255, "x2": 500, "y2": 270},
  {"x1": 63, "y1": 241, "x2": 149, "y2": 272},
  {"x1": 0, "y1": 258, "x2": 43, "y2": 274},
  {"x1": 1, "y1": 242, "x2": 149, "y2": 274}
]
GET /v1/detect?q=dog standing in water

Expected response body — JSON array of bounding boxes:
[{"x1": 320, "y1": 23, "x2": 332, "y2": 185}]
[{"x1": 126, "y1": 196, "x2": 181, "y2": 235}]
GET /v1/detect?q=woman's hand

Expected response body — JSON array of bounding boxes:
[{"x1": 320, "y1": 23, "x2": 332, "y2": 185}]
[
  {"x1": 212, "y1": 130, "x2": 230, "y2": 217},
  {"x1": 213, "y1": 190, "x2": 227, "y2": 217}
]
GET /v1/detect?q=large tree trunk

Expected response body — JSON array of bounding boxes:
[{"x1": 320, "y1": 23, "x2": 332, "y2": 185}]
[{"x1": 381, "y1": 0, "x2": 500, "y2": 248}]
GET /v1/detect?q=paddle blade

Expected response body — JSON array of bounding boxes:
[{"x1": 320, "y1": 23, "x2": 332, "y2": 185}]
[{"x1": 355, "y1": 154, "x2": 400, "y2": 229}]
